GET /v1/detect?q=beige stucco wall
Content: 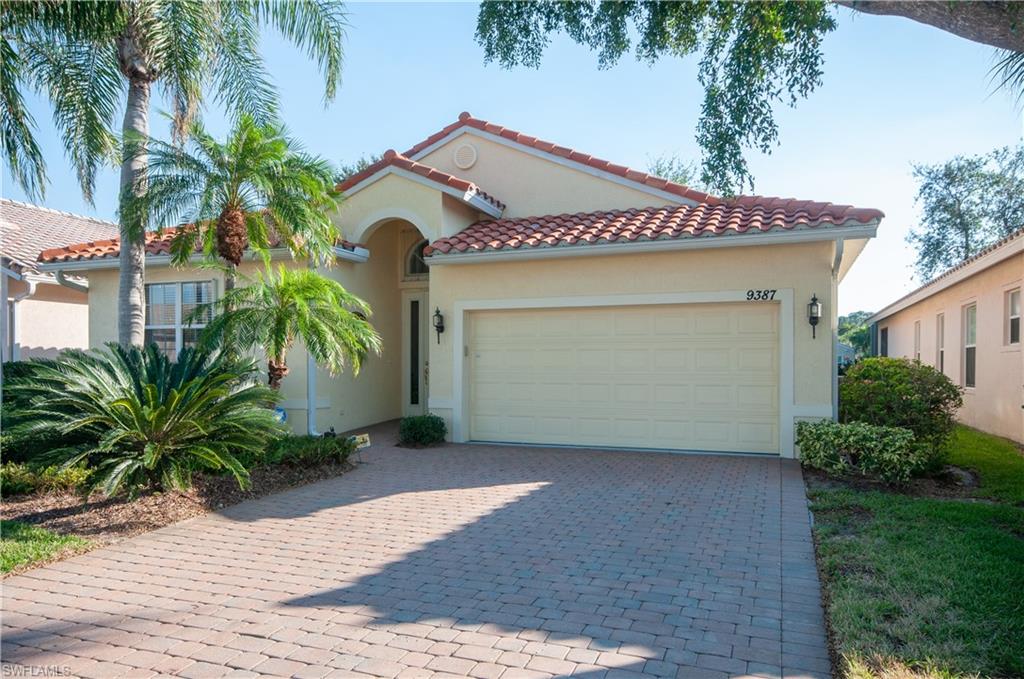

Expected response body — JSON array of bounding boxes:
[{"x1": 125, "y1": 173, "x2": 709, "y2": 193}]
[
  {"x1": 876, "y1": 253, "x2": 1023, "y2": 442},
  {"x1": 417, "y1": 134, "x2": 677, "y2": 218},
  {"x1": 427, "y1": 240, "x2": 839, "y2": 454},
  {"x1": 6, "y1": 279, "x2": 89, "y2": 359}
]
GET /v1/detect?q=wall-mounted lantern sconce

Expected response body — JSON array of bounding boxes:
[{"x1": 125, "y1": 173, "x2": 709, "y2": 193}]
[
  {"x1": 433, "y1": 307, "x2": 445, "y2": 344},
  {"x1": 807, "y1": 294, "x2": 822, "y2": 338}
]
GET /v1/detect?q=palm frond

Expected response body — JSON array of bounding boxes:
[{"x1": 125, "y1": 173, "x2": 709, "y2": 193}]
[
  {"x1": 256, "y1": 0, "x2": 348, "y2": 103},
  {"x1": 991, "y1": 49, "x2": 1024, "y2": 104},
  {"x1": 0, "y1": 36, "x2": 46, "y2": 199},
  {"x1": 20, "y1": 32, "x2": 122, "y2": 203}
]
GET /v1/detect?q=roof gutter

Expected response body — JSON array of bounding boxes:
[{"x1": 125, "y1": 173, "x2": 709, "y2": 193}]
[
  {"x1": 38, "y1": 244, "x2": 370, "y2": 273},
  {"x1": 428, "y1": 222, "x2": 879, "y2": 265}
]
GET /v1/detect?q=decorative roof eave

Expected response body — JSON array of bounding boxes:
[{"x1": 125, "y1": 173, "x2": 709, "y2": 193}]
[
  {"x1": 404, "y1": 112, "x2": 718, "y2": 207},
  {"x1": 427, "y1": 220, "x2": 880, "y2": 265},
  {"x1": 336, "y1": 149, "x2": 504, "y2": 218}
]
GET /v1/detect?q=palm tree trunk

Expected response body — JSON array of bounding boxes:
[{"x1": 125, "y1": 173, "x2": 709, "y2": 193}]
[
  {"x1": 268, "y1": 358, "x2": 289, "y2": 390},
  {"x1": 117, "y1": 76, "x2": 150, "y2": 348},
  {"x1": 116, "y1": 24, "x2": 154, "y2": 349}
]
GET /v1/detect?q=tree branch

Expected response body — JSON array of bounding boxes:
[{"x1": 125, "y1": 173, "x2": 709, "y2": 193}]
[{"x1": 836, "y1": 1, "x2": 1024, "y2": 52}]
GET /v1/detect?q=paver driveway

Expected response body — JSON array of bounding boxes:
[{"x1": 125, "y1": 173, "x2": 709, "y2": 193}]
[{"x1": 2, "y1": 429, "x2": 831, "y2": 679}]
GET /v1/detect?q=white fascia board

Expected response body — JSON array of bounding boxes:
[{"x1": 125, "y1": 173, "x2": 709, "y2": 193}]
[
  {"x1": 39, "y1": 245, "x2": 369, "y2": 273},
  {"x1": 343, "y1": 165, "x2": 503, "y2": 218},
  {"x1": 408, "y1": 127, "x2": 700, "y2": 207},
  {"x1": 867, "y1": 233, "x2": 1023, "y2": 324},
  {"x1": 428, "y1": 222, "x2": 878, "y2": 265}
]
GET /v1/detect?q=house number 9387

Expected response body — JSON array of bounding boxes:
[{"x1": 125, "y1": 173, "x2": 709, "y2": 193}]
[{"x1": 746, "y1": 289, "x2": 777, "y2": 301}]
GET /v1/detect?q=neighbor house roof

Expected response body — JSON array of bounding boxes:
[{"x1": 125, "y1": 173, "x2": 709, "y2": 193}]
[
  {"x1": 38, "y1": 225, "x2": 363, "y2": 266},
  {"x1": 868, "y1": 227, "x2": 1024, "y2": 324},
  {"x1": 1, "y1": 199, "x2": 118, "y2": 275},
  {"x1": 404, "y1": 112, "x2": 720, "y2": 206},
  {"x1": 426, "y1": 201, "x2": 884, "y2": 257},
  {"x1": 336, "y1": 149, "x2": 505, "y2": 215}
]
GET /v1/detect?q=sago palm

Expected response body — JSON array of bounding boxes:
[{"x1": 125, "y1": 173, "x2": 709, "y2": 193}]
[
  {"x1": 1, "y1": 1, "x2": 347, "y2": 347},
  {"x1": 6, "y1": 344, "x2": 284, "y2": 497},
  {"x1": 131, "y1": 114, "x2": 341, "y2": 289},
  {"x1": 198, "y1": 266, "x2": 382, "y2": 389}
]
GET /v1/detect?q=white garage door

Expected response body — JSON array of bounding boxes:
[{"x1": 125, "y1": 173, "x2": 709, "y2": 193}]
[{"x1": 468, "y1": 303, "x2": 780, "y2": 454}]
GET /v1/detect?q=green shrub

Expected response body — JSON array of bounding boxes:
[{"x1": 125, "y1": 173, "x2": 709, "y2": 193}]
[
  {"x1": 2, "y1": 359, "x2": 94, "y2": 464},
  {"x1": 840, "y1": 357, "x2": 963, "y2": 469},
  {"x1": 266, "y1": 435, "x2": 356, "y2": 466},
  {"x1": 5, "y1": 344, "x2": 285, "y2": 497},
  {"x1": 0, "y1": 463, "x2": 90, "y2": 497},
  {"x1": 398, "y1": 414, "x2": 446, "y2": 447},
  {"x1": 797, "y1": 420, "x2": 923, "y2": 484},
  {"x1": 0, "y1": 464, "x2": 37, "y2": 496}
]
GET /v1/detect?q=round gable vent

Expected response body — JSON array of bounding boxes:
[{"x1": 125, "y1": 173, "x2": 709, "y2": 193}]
[{"x1": 453, "y1": 142, "x2": 478, "y2": 170}]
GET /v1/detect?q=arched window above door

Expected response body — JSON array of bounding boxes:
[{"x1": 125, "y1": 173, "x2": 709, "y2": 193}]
[{"x1": 405, "y1": 238, "x2": 429, "y2": 279}]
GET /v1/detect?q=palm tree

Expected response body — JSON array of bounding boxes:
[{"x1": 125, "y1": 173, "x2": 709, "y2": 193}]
[
  {"x1": 1, "y1": 1, "x2": 347, "y2": 347},
  {"x1": 198, "y1": 266, "x2": 381, "y2": 389},
  {"x1": 133, "y1": 114, "x2": 341, "y2": 290}
]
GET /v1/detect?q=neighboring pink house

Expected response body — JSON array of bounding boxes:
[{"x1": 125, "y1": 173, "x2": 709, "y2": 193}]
[
  {"x1": 1, "y1": 199, "x2": 118, "y2": 362},
  {"x1": 868, "y1": 228, "x2": 1023, "y2": 443}
]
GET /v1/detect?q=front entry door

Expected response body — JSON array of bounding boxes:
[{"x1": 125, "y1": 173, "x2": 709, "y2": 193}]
[{"x1": 402, "y1": 290, "x2": 429, "y2": 416}]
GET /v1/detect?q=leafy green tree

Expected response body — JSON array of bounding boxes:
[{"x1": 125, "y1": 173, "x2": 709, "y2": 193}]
[
  {"x1": 907, "y1": 145, "x2": 1024, "y2": 281},
  {"x1": 838, "y1": 311, "x2": 873, "y2": 356},
  {"x1": 336, "y1": 153, "x2": 382, "y2": 183},
  {"x1": 646, "y1": 154, "x2": 704, "y2": 191},
  {"x1": 6, "y1": 344, "x2": 283, "y2": 497},
  {"x1": 198, "y1": 266, "x2": 382, "y2": 389},
  {"x1": 475, "y1": 1, "x2": 1024, "y2": 195},
  {"x1": 132, "y1": 114, "x2": 341, "y2": 291},
  {"x1": 2, "y1": 1, "x2": 347, "y2": 347}
]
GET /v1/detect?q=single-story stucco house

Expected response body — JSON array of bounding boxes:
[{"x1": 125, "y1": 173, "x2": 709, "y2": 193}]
[
  {"x1": 868, "y1": 228, "x2": 1022, "y2": 443},
  {"x1": 1, "y1": 199, "x2": 118, "y2": 363},
  {"x1": 38, "y1": 113, "x2": 883, "y2": 457}
]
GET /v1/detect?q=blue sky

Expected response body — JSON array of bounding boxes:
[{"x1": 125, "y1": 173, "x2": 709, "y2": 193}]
[{"x1": 4, "y1": 2, "x2": 1021, "y2": 313}]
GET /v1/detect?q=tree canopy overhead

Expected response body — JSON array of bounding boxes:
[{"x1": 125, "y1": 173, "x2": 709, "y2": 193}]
[
  {"x1": 476, "y1": 1, "x2": 1024, "y2": 195},
  {"x1": 907, "y1": 145, "x2": 1024, "y2": 281}
]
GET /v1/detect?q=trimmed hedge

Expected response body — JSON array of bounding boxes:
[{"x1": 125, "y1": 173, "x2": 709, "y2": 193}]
[
  {"x1": 398, "y1": 414, "x2": 447, "y2": 447},
  {"x1": 797, "y1": 420, "x2": 922, "y2": 484},
  {"x1": 840, "y1": 357, "x2": 962, "y2": 470},
  {"x1": 265, "y1": 435, "x2": 356, "y2": 466}
]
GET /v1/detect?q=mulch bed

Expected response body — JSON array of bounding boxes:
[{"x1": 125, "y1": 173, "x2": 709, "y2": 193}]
[
  {"x1": 0, "y1": 460, "x2": 355, "y2": 573},
  {"x1": 803, "y1": 464, "x2": 989, "y2": 502}
]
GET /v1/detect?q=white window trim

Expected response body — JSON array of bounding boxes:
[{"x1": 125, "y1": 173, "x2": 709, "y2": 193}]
[
  {"x1": 1007, "y1": 288, "x2": 1021, "y2": 346},
  {"x1": 963, "y1": 303, "x2": 977, "y2": 389},
  {"x1": 913, "y1": 320, "x2": 921, "y2": 362},
  {"x1": 935, "y1": 313, "x2": 945, "y2": 373},
  {"x1": 403, "y1": 238, "x2": 430, "y2": 282},
  {"x1": 145, "y1": 280, "x2": 215, "y2": 358}
]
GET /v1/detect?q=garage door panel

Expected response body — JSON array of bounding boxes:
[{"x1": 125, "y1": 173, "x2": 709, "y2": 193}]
[{"x1": 469, "y1": 303, "x2": 780, "y2": 454}]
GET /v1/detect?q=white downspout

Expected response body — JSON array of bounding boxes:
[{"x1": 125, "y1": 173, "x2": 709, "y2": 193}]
[
  {"x1": 307, "y1": 352, "x2": 319, "y2": 436},
  {"x1": 306, "y1": 258, "x2": 320, "y2": 436},
  {"x1": 831, "y1": 239, "x2": 845, "y2": 420},
  {"x1": 1, "y1": 271, "x2": 9, "y2": 376},
  {"x1": 9, "y1": 278, "x2": 38, "y2": 362},
  {"x1": 55, "y1": 269, "x2": 88, "y2": 294}
]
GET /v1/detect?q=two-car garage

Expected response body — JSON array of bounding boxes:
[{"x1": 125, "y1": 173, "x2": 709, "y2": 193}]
[{"x1": 466, "y1": 302, "x2": 781, "y2": 455}]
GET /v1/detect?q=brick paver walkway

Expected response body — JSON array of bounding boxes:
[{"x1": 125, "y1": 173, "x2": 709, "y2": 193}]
[{"x1": 2, "y1": 427, "x2": 830, "y2": 678}]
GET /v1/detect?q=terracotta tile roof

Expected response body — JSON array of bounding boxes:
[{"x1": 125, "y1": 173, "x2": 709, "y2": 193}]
[
  {"x1": 404, "y1": 112, "x2": 720, "y2": 205},
  {"x1": 1, "y1": 199, "x2": 118, "y2": 274},
  {"x1": 425, "y1": 202, "x2": 883, "y2": 256},
  {"x1": 336, "y1": 149, "x2": 505, "y2": 212},
  {"x1": 38, "y1": 224, "x2": 362, "y2": 265}
]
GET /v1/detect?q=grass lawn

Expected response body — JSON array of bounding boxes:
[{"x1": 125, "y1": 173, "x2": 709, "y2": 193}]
[
  {"x1": 809, "y1": 487, "x2": 1024, "y2": 679},
  {"x1": 947, "y1": 425, "x2": 1024, "y2": 504},
  {"x1": 1, "y1": 520, "x2": 89, "y2": 574}
]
